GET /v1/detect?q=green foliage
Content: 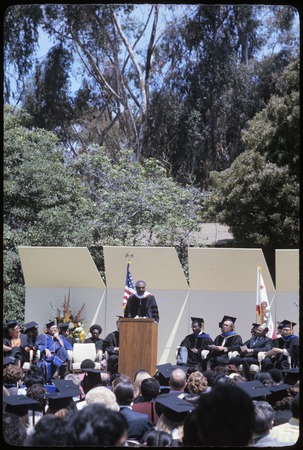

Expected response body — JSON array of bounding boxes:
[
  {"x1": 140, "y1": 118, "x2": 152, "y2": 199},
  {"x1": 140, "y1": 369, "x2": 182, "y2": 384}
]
[
  {"x1": 204, "y1": 150, "x2": 299, "y2": 248},
  {"x1": 72, "y1": 147, "x2": 203, "y2": 250},
  {"x1": 242, "y1": 58, "x2": 299, "y2": 180},
  {"x1": 4, "y1": 105, "x2": 96, "y2": 321}
]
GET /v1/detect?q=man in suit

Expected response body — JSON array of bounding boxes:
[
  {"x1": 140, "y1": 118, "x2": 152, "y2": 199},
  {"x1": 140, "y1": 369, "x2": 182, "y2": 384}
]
[
  {"x1": 113, "y1": 381, "x2": 153, "y2": 442},
  {"x1": 229, "y1": 323, "x2": 273, "y2": 380}
]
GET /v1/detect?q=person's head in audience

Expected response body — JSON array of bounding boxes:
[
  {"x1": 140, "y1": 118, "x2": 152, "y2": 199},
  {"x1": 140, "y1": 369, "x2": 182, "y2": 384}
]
[
  {"x1": 85, "y1": 386, "x2": 119, "y2": 411},
  {"x1": 253, "y1": 370, "x2": 274, "y2": 386},
  {"x1": 26, "y1": 383, "x2": 47, "y2": 411},
  {"x1": 268, "y1": 368, "x2": 283, "y2": 384},
  {"x1": 169, "y1": 368, "x2": 187, "y2": 392},
  {"x1": 3, "y1": 364, "x2": 24, "y2": 386},
  {"x1": 140, "y1": 377, "x2": 161, "y2": 401},
  {"x1": 194, "y1": 383, "x2": 255, "y2": 446},
  {"x1": 23, "y1": 366, "x2": 45, "y2": 388},
  {"x1": 182, "y1": 409, "x2": 200, "y2": 447},
  {"x1": 24, "y1": 414, "x2": 68, "y2": 446},
  {"x1": 141, "y1": 429, "x2": 173, "y2": 447},
  {"x1": 110, "y1": 373, "x2": 132, "y2": 390},
  {"x1": 186, "y1": 371, "x2": 208, "y2": 395},
  {"x1": 64, "y1": 403, "x2": 128, "y2": 446},
  {"x1": 114, "y1": 380, "x2": 135, "y2": 406},
  {"x1": 134, "y1": 369, "x2": 152, "y2": 400},
  {"x1": 252, "y1": 400, "x2": 275, "y2": 439},
  {"x1": 80, "y1": 359, "x2": 104, "y2": 394},
  {"x1": 3, "y1": 411, "x2": 27, "y2": 446},
  {"x1": 227, "y1": 373, "x2": 247, "y2": 384},
  {"x1": 203, "y1": 370, "x2": 215, "y2": 388}
]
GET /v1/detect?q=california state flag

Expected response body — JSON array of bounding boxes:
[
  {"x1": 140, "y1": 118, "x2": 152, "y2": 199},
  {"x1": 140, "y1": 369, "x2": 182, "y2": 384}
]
[{"x1": 256, "y1": 264, "x2": 276, "y2": 339}]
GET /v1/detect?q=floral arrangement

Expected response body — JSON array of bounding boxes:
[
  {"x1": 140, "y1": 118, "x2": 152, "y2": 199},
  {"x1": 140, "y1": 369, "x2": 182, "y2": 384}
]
[{"x1": 50, "y1": 288, "x2": 87, "y2": 342}]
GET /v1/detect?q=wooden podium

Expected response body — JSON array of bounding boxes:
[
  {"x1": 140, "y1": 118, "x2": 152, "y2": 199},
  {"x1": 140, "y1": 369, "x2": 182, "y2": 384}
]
[{"x1": 119, "y1": 318, "x2": 158, "y2": 382}]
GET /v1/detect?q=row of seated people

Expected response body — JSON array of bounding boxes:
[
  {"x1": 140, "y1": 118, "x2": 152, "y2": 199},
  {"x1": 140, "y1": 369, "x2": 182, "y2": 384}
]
[
  {"x1": 3, "y1": 356, "x2": 300, "y2": 447},
  {"x1": 3, "y1": 317, "x2": 121, "y2": 382},
  {"x1": 3, "y1": 314, "x2": 299, "y2": 384},
  {"x1": 176, "y1": 315, "x2": 299, "y2": 380}
]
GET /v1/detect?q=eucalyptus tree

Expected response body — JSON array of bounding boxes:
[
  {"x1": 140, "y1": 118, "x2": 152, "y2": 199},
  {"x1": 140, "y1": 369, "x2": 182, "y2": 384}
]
[{"x1": 5, "y1": 3, "x2": 161, "y2": 160}]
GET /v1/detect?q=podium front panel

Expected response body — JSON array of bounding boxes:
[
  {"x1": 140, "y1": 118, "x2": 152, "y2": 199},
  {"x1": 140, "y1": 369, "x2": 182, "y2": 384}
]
[{"x1": 119, "y1": 318, "x2": 158, "y2": 382}]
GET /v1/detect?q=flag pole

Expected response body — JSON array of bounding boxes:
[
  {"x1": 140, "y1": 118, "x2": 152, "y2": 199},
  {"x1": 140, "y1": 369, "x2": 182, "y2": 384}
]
[{"x1": 256, "y1": 261, "x2": 260, "y2": 323}]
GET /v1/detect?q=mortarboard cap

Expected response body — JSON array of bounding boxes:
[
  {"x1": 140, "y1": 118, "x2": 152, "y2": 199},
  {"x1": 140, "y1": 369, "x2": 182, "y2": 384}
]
[
  {"x1": 6, "y1": 319, "x2": 18, "y2": 329},
  {"x1": 45, "y1": 391, "x2": 75, "y2": 410},
  {"x1": 281, "y1": 368, "x2": 300, "y2": 385},
  {"x1": 23, "y1": 321, "x2": 39, "y2": 330},
  {"x1": 219, "y1": 315, "x2": 237, "y2": 327},
  {"x1": 251, "y1": 323, "x2": 259, "y2": 329},
  {"x1": 58, "y1": 322, "x2": 69, "y2": 329},
  {"x1": 266, "y1": 383, "x2": 292, "y2": 402},
  {"x1": 116, "y1": 315, "x2": 123, "y2": 319},
  {"x1": 191, "y1": 317, "x2": 204, "y2": 325},
  {"x1": 280, "y1": 320, "x2": 296, "y2": 328},
  {"x1": 277, "y1": 322, "x2": 283, "y2": 329},
  {"x1": 45, "y1": 320, "x2": 56, "y2": 328},
  {"x1": 155, "y1": 394, "x2": 194, "y2": 421},
  {"x1": 3, "y1": 356, "x2": 16, "y2": 367},
  {"x1": 3, "y1": 395, "x2": 40, "y2": 416},
  {"x1": 156, "y1": 363, "x2": 175, "y2": 379},
  {"x1": 52, "y1": 379, "x2": 82, "y2": 397},
  {"x1": 237, "y1": 380, "x2": 272, "y2": 399}
]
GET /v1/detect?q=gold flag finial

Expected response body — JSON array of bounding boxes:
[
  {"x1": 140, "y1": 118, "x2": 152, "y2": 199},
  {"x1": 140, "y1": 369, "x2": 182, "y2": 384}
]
[{"x1": 125, "y1": 252, "x2": 134, "y2": 262}]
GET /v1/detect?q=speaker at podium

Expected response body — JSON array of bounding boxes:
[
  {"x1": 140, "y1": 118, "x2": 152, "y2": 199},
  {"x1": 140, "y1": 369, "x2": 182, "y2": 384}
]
[{"x1": 118, "y1": 318, "x2": 158, "y2": 382}]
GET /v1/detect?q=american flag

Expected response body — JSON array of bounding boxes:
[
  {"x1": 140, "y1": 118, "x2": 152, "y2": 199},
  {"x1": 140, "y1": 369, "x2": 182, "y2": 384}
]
[{"x1": 123, "y1": 262, "x2": 135, "y2": 310}]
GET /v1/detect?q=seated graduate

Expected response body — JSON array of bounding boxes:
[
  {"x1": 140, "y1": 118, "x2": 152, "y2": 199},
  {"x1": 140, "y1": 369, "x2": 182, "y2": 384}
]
[
  {"x1": 35, "y1": 320, "x2": 72, "y2": 383},
  {"x1": 177, "y1": 317, "x2": 214, "y2": 371},
  {"x1": 205, "y1": 315, "x2": 242, "y2": 370}
]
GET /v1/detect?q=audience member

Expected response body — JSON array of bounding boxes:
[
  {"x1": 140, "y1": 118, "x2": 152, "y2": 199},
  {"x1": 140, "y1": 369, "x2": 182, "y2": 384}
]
[
  {"x1": 205, "y1": 315, "x2": 243, "y2": 370},
  {"x1": 26, "y1": 383, "x2": 48, "y2": 431},
  {"x1": 229, "y1": 324, "x2": 273, "y2": 380},
  {"x1": 80, "y1": 385, "x2": 120, "y2": 411},
  {"x1": 253, "y1": 370, "x2": 275, "y2": 386},
  {"x1": 155, "y1": 395, "x2": 193, "y2": 446},
  {"x1": 110, "y1": 372, "x2": 132, "y2": 390},
  {"x1": 79, "y1": 358, "x2": 104, "y2": 395},
  {"x1": 113, "y1": 380, "x2": 153, "y2": 442},
  {"x1": 193, "y1": 383, "x2": 256, "y2": 446},
  {"x1": 176, "y1": 317, "x2": 213, "y2": 371},
  {"x1": 3, "y1": 411, "x2": 27, "y2": 446},
  {"x1": 24, "y1": 414, "x2": 68, "y2": 446},
  {"x1": 133, "y1": 369, "x2": 152, "y2": 403},
  {"x1": 132, "y1": 377, "x2": 161, "y2": 425},
  {"x1": 269, "y1": 393, "x2": 300, "y2": 445},
  {"x1": 186, "y1": 370, "x2": 208, "y2": 395},
  {"x1": 3, "y1": 364, "x2": 24, "y2": 394},
  {"x1": 35, "y1": 320, "x2": 73, "y2": 383},
  {"x1": 64, "y1": 403, "x2": 128, "y2": 446},
  {"x1": 124, "y1": 279, "x2": 159, "y2": 322},
  {"x1": 102, "y1": 316, "x2": 121, "y2": 374},
  {"x1": 252, "y1": 400, "x2": 287, "y2": 447},
  {"x1": 141, "y1": 429, "x2": 173, "y2": 447}
]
